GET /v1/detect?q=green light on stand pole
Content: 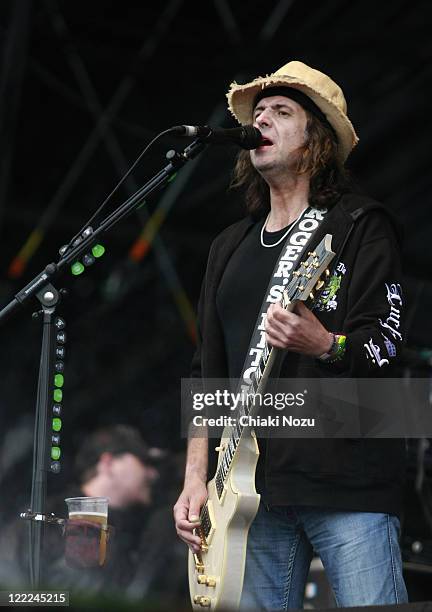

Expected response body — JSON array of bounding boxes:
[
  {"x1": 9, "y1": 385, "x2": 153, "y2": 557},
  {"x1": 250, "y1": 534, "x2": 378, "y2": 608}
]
[
  {"x1": 51, "y1": 447, "x2": 61, "y2": 460},
  {"x1": 71, "y1": 261, "x2": 84, "y2": 275},
  {"x1": 53, "y1": 389, "x2": 63, "y2": 402},
  {"x1": 52, "y1": 418, "x2": 62, "y2": 432},
  {"x1": 54, "y1": 374, "x2": 64, "y2": 388},
  {"x1": 92, "y1": 244, "x2": 105, "y2": 258}
]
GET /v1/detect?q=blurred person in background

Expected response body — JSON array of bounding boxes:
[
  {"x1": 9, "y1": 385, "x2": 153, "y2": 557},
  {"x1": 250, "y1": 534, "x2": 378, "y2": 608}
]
[
  {"x1": 44, "y1": 424, "x2": 161, "y2": 595},
  {"x1": 71, "y1": 424, "x2": 159, "y2": 508},
  {"x1": 0, "y1": 424, "x2": 187, "y2": 602}
]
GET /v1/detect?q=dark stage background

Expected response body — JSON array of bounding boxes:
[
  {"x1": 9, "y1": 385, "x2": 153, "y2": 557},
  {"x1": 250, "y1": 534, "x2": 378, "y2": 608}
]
[{"x1": 0, "y1": 0, "x2": 431, "y2": 608}]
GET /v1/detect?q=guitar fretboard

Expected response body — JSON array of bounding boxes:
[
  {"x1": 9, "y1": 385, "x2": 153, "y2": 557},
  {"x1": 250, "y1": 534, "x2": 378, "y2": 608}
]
[{"x1": 214, "y1": 313, "x2": 278, "y2": 499}]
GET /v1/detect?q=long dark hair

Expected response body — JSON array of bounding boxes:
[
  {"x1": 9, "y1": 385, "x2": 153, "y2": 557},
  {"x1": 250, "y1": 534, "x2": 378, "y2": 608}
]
[{"x1": 230, "y1": 111, "x2": 353, "y2": 217}]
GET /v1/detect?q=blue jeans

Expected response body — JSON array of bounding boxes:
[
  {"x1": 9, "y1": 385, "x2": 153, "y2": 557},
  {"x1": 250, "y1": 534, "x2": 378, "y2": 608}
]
[{"x1": 240, "y1": 503, "x2": 408, "y2": 610}]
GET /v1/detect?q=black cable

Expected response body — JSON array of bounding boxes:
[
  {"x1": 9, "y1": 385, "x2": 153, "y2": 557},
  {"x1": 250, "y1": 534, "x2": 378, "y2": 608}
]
[{"x1": 59, "y1": 127, "x2": 176, "y2": 260}]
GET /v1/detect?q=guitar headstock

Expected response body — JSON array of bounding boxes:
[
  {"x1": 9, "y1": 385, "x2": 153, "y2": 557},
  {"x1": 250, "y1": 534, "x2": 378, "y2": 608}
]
[{"x1": 283, "y1": 234, "x2": 335, "y2": 304}]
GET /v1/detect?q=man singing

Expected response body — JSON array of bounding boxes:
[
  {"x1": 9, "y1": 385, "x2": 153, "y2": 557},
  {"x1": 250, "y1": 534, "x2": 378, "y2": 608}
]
[{"x1": 174, "y1": 60, "x2": 408, "y2": 609}]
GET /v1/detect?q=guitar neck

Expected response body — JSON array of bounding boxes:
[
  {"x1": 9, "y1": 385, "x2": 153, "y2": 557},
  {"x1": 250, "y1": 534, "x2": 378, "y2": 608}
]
[
  {"x1": 243, "y1": 295, "x2": 296, "y2": 413},
  {"x1": 213, "y1": 298, "x2": 295, "y2": 499}
]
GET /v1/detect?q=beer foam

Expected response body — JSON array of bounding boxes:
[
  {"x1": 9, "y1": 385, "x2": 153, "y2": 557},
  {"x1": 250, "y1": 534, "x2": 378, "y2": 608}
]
[{"x1": 69, "y1": 511, "x2": 107, "y2": 517}]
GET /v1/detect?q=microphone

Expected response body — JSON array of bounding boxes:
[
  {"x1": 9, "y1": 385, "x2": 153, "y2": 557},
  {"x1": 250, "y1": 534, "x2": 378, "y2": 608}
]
[{"x1": 171, "y1": 124, "x2": 263, "y2": 150}]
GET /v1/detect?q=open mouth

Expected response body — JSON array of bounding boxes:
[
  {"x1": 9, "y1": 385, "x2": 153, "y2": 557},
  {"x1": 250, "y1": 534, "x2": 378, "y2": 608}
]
[{"x1": 258, "y1": 137, "x2": 273, "y2": 148}]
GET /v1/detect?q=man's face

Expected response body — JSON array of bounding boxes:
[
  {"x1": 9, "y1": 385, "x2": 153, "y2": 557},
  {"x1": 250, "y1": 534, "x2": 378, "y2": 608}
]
[
  {"x1": 108, "y1": 453, "x2": 158, "y2": 507},
  {"x1": 250, "y1": 94, "x2": 308, "y2": 178}
]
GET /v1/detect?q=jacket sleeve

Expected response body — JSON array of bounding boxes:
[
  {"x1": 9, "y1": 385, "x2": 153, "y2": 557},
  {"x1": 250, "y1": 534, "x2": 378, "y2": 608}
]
[
  {"x1": 190, "y1": 226, "x2": 233, "y2": 380},
  {"x1": 330, "y1": 212, "x2": 404, "y2": 376}
]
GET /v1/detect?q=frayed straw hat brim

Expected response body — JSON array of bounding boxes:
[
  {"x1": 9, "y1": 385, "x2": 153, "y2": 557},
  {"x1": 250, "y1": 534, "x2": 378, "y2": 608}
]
[{"x1": 227, "y1": 75, "x2": 359, "y2": 162}]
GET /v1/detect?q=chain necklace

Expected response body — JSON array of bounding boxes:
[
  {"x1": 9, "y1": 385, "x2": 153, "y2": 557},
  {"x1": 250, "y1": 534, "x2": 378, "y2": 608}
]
[{"x1": 260, "y1": 208, "x2": 307, "y2": 248}]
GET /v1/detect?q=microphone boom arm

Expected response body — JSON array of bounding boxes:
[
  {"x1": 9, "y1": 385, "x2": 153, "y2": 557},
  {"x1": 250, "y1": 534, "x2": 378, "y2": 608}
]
[{"x1": 0, "y1": 138, "x2": 208, "y2": 325}]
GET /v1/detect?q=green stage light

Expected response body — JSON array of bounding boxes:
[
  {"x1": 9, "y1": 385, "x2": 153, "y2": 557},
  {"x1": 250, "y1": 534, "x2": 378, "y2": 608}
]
[
  {"x1": 92, "y1": 244, "x2": 105, "y2": 258},
  {"x1": 52, "y1": 418, "x2": 62, "y2": 432},
  {"x1": 53, "y1": 389, "x2": 63, "y2": 402},
  {"x1": 71, "y1": 261, "x2": 84, "y2": 275},
  {"x1": 54, "y1": 374, "x2": 64, "y2": 388},
  {"x1": 51, "y1": 447, "x2": 61, "y2": 460}
]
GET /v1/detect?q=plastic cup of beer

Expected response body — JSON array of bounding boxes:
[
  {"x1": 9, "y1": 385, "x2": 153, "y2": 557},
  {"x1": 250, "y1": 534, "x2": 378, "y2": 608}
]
[{"x1": 65, "y1": 496, "x2": 109, "y2": 566}]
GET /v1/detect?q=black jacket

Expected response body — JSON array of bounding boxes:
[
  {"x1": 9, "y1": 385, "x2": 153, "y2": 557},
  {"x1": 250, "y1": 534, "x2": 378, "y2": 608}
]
[{"x1": 191, "y1": 193, "x2": 406, "y2": 516}]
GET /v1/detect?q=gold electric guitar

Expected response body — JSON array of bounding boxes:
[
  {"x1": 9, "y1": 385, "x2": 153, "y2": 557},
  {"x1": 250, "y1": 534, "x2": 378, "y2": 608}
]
[{"x1": 189, "y1": 234, "x2": 335, "y2": 610}]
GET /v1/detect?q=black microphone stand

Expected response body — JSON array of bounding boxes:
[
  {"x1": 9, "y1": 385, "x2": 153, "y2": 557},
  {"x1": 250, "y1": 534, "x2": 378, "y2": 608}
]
[
  {"x1": 27, "y1": 284, "x2": 62, "y2": 588},
  {"x1": 0, "y1": 138, "x2": 208, "y2": 588}
]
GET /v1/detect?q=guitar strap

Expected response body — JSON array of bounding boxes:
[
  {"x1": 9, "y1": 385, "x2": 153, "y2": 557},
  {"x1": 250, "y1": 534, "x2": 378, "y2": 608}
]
[{"x1": 238, "y1": 206, "x2": 328, "y2": 393}]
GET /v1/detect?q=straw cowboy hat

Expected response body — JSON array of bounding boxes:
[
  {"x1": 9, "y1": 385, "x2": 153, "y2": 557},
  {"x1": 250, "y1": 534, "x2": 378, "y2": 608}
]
[{"x1": 226, "y1": 60, "x2": 359, "y2": 161}]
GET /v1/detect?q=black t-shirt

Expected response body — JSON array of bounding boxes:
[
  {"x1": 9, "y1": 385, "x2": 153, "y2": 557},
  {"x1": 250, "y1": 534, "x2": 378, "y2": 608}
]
[{"x1": 216, "y1": 219, "x2": 294, "y2": 379}]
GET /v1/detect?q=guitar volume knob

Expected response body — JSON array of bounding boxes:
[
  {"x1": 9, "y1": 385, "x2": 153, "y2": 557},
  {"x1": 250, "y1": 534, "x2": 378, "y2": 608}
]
[
  {"x1": 193, "y1": 595, "x2": 211, "y2": 607},
  {"x1": 200, "y1": 597, "x2": 211, "y2": 607}
]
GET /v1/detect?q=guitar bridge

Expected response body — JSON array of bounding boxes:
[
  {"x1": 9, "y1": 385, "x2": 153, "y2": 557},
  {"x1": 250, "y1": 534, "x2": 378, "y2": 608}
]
[
  {"x1": 197, "y1": 524, "x2": 209, "y2": 552},
  {"x1": 192, "y1": 519, "x2": 210, "y2": 573},
  {"x1": 193, "y1": 550, "x2": 205, "y2": 574}
]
